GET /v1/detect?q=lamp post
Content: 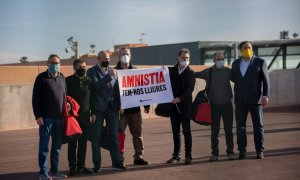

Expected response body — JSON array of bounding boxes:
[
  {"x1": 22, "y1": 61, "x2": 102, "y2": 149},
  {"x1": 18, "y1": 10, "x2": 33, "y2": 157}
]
[
  {"x1": 65, "y1": 36, "x2": 80, "y2": 59},
  {"x1": 90, "y1": 44, "x2": 96, "y2": 54},
  {"x1": 139, "y1": 33, "x2": 146, "y2": 44}
]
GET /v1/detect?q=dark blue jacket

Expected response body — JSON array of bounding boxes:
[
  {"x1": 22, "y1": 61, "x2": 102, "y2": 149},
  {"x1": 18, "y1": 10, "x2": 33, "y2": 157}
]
[
  {"x1": 231, "y1": 55, "x2": 270, "y2": 104},
  {"x1": 87, "y1": 65, "x2": 120, "y2": 114}
]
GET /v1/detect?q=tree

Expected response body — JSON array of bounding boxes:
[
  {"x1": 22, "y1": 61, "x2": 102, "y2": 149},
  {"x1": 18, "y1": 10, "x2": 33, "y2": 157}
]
[{"x1": 19, "y1": 56, "x2": 28, "y2": 63}]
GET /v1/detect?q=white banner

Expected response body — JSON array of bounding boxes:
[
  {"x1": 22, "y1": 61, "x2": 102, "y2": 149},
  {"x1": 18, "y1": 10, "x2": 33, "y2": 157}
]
[{"x1": 117, "y1": 66, "x2": 174, "y2": 109}]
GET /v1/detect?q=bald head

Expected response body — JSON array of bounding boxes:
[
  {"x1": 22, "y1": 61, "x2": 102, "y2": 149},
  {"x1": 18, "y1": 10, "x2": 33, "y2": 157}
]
[{"x1": 97, "y1": 51, "x2": 110, "y2": 63}]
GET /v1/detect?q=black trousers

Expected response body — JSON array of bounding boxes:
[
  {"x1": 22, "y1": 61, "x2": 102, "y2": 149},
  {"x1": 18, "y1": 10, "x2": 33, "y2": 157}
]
[
  {"x1": 68, "y1": 112, "x2": 89, "y2": 170},
  {"x1": 210, "y1": 103, "x2": 234, "y2": 156},
  {"x1": 169, "y1": 106, "x2": 192, "y2": 157},
  {"x1": 235, "y1": 104, "x2": 264, "y2": 154}
]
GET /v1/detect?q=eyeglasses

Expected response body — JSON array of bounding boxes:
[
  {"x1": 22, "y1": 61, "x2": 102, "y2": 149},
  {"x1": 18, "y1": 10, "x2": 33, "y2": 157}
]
[{"x1": 215, "y1": 59, "x2": 224, "y2": 61}]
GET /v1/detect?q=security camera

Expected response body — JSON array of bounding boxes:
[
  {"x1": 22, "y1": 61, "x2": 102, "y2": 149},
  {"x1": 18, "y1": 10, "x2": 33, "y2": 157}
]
[{"x1": 67, "y1": 36, "x2": 74, "y2": 45}]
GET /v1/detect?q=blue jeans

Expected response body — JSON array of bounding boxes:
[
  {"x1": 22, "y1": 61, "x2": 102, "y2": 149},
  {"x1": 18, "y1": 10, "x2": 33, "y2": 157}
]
[
  {"x1": 38, "y1": 118, "x2": 62, "y2": 175},
  {"x1": 169, "y1": 107, "x2": 192, "y2": 157},
  {"x1": 235, "y1": 104, "x2": 264, "y2": 154},
  {"x1": 90, "y1": 108, "x2": 120, "y2": 168}
]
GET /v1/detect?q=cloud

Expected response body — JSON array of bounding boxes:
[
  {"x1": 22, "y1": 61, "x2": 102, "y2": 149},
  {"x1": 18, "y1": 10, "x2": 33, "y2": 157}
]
[{"x1": 0, "y1": 51, "x2": 43, "y2": 64}]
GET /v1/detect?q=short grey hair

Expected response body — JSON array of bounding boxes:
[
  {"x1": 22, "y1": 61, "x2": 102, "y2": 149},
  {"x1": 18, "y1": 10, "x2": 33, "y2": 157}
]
[
  {"x1": 213, "y1": 52, "x2": 224, "y2": 58},
  {"x1": 178, "y1": 48, "x2": 190, "y2": 56}
]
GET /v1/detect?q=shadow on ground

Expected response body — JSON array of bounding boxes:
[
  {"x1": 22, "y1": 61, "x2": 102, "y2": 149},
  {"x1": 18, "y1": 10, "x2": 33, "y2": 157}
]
[{"x1": 1, "y1": 147, "x2": 299, "y2": 180}]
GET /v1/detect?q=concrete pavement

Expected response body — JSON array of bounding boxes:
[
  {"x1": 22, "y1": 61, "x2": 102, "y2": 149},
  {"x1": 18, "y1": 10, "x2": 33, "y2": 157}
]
[{"x1": 0, "y1": 106, "x2": 300, "y2": 180}]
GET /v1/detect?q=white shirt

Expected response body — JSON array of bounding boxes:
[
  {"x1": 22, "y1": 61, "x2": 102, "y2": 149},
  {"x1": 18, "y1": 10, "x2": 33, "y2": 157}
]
[
  {"x1": 178, "y1": 65, "x2": 187, "y2": 75},
  {"x1": 240, "y1": 57, "x2": 251, "y2": 77}
]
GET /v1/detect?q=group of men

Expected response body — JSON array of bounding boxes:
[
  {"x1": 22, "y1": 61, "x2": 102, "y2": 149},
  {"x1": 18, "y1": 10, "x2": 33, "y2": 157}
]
[{"x1": 32, "y1": 41, "x2": 270, "y2": 180}]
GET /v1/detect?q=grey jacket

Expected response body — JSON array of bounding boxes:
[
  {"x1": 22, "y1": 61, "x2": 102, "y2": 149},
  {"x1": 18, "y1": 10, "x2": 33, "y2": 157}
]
[{"x1": 195, "y1": 66, "x2": 232, "y2": 104}]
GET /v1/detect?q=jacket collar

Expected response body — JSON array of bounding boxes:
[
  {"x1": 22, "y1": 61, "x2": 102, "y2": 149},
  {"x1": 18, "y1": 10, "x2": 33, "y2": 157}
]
[
  {"x1": 174, "y1": 63, "x2": 190, "y2": 73},
  {"x1": 115, "y1": 61, "x2": 134, "y2": 70}
]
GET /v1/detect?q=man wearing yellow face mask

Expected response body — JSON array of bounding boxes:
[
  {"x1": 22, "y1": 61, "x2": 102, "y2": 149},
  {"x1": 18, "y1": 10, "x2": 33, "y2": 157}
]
[{"x1": 231, "y1": 41, "x2": 270, "y2": 160}]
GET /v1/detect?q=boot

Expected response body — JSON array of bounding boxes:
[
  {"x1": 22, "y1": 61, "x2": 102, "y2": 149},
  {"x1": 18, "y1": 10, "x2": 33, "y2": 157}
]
[{"x1": 185, "y1": 151, "x2": 192, "y2": 165}]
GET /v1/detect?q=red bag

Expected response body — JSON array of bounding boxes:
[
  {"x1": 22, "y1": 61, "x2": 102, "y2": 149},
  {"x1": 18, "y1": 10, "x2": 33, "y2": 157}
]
[
  {"x1": 66, "y1": 116, "x2": 82, "y2": 136},
  {"x1": 63, "y1": 96, "x2": 82, "y2": 137},
  {"x1": 118, "y1": 132, "x2": 125, "y2": 153},
  {"x1": 194, "y1": 102, "x2": 212, "y2": 125}
]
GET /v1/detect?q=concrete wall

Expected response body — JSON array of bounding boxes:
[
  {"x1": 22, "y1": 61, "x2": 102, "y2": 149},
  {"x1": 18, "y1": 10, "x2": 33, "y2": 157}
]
[
  {"x1": 0, "y1": 66, "x2": 74, "y2": 85},
  {"x1": 0, "y1": 65, "x2": 206, "y2": 85},
  {"x1": 0, "y1": 68, "x2": 299, "y2": 131},
  {"x1": 269, "y1": 69, "x2": 300, "y2": 106},
  {"x1": 0, "y1": 84, "x2": 36, "y2": 130}
]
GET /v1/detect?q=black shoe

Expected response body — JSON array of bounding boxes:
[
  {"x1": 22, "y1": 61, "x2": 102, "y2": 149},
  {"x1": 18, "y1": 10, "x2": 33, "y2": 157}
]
[
  {"x1": 77, "y1": 167, "x2": 92, "y2": 174},
  {"x1": 134, "y1": 159, "x2": 149, "y2": 165},
  {"x1": 238, "y1": 152, "x2": 247, "y2": 159},
  {"x1": 167, "y1": 156, "x2": 181, "y2": 164},
  {"x1": 209, "y1": 155, "x2": 219, "y2": 161},
  {"x1": 185, "y1": 158, "x2": 192, "y2": 165},
  {"x1": 49, "y1": 172, "x2": 67, "y2": 179},
  {"x1": 93, "y1": 167, "x2": 101, "y2": 173},
  {"x1": 185, "y1": 152, "x2": 192, "y2": 165},
  {"x1": 256, "y1": 152, "x2": 264, "y2": 159},
  {"x1": 112, "y1": 162, "x2": 126, "y2": 170},
  {"x1": 68, "y1": 168, "x2": 76, "y2": 176}
]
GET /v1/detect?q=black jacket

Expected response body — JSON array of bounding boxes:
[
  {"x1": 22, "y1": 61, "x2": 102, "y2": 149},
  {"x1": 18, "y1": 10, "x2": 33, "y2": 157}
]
[
  {"x1": 66, "y1": 74, "x2": 92, "y2": 114},
  {"x1": 168, "y1": 64, "x2": 195, "y2": 117},
  {"x1": 32, "y1": 70, "x2": 66, "y2": 119},
  {"x1": 231, "y1": 55, "x2": 270, "y2": 104}
]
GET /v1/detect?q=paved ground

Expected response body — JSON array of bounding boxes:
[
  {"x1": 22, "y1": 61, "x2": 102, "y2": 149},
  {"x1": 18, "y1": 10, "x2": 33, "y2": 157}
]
[{"x1": 0, "y1": 106, "x2": 300, "y2": 180}]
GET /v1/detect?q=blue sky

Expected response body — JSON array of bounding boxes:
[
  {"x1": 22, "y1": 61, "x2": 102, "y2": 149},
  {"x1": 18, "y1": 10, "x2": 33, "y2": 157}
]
[{"x1": 0, "y1": 0, "x2": 299, "y2": 64}]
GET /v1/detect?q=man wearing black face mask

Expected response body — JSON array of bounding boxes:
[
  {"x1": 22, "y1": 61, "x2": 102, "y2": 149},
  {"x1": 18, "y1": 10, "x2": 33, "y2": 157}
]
[
  {"x1": 66, "y1": 59, "x2": 92, "y2": 176},
  {"x1": 87, "y1": 51, "x2": 126, "y2": 172}
]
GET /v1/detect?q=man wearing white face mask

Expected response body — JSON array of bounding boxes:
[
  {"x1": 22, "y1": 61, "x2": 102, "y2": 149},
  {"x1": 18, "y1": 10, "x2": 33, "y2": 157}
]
[
  {"x1": 115, "y1": 47, "x2": 150, "y2": 166},
  {"x1": 195, "y1": 52, "x2": 234, "y2": 161},
  {"x1": 167, "y1": 48, "x2": 195, "y2": 165}
]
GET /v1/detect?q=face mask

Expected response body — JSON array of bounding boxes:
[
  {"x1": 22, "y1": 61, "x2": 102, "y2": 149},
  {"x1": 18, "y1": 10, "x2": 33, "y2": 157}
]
[
  {"x1": 101, "y1": 61, "x2": 109, "y2": 67},
  {"x1": 242, "y1": 49, "x2": 253, "y2": 58},
  {"x1": 180, "y1": 60, "x2": 189, "y2": 68},
  {"x1": 121, "y1": 55, "x2": 130, "y2": 64},
  {"x1": 76, "y1": 68, "x2": 86, "y2": 77},
  {"x1": 48, "y1": 64, "x2": 60, "y2": 74},
  {"x1": 215, "y1": 60, "x2": 225, "y2": 69}
]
